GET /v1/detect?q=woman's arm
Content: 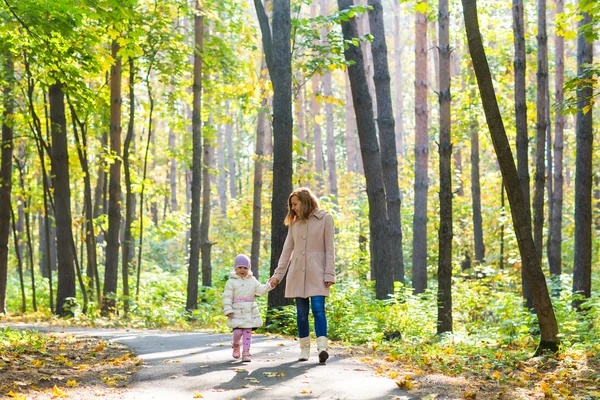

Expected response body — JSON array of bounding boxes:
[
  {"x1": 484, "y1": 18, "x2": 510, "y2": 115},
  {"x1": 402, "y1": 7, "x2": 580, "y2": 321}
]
[
  {"x1": 271, "y1": 226, "x2": 294, "y2": 283},
  {"x1": 324, "y1": 213, "x2": 336, "y2": 284}
]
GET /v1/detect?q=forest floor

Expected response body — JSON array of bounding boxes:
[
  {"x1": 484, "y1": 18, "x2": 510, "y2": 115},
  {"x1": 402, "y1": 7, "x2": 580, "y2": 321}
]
[{"x1": 1, "y1": 321, "x2": 599, "y2": 399}]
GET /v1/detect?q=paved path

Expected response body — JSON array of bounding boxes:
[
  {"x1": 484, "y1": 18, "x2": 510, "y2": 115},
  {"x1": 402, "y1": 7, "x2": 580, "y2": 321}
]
[{"x1": 5, "y1": 324, "x2": 411, "y2": 400}]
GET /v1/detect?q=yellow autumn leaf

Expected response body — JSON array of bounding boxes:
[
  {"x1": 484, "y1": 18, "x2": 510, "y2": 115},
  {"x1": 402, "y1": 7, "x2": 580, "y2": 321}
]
[
  {"x1": 193, "y1": 393, "x2": 204, "y2": 398},
  {"x1": 492, "y1": 370, "x2": 501, "y2": 380},
  {"x1": 67, "y1": 380, "x2": 78, "y2": 387},
  {"x1": 31, "y1": 359, "x2": 45, "y2": 368},
  {"x1": 300, "y1": 389, "x2": 312, "y2": 394},
  {"x1": 51, "y1": 385, "x2": 67, "y2": 398},
  {"x1": 395, "y1": 378, "x2": 413, "y2": 389},
  {"x1": 523, "y1": 366, "x2": 537, "y2": 373},
  {"x1": 463, "y1": 391, "x2": 476, "y2": 399},
  {"x1": 93, "y1": 344, "x2": 105, "y2": 352},
  {"x1": 539, "y1": 381, "x2": 552, "y2": 397},
  {"x1": 6, "y1": 391, "x2": 27, "y2": 399},
  {"x1": 387, "y1": 369, "x2": 399, "y2": 379}
]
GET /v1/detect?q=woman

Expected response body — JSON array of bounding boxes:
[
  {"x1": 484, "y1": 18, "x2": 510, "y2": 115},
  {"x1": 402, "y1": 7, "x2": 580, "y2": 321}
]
[{"x1": 269, "y1": 187, "x2": 335, "y2": 363}]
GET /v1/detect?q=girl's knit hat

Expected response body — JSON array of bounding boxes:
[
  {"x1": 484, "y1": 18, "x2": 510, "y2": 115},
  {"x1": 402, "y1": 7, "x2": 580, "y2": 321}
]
[{"x1": 234, "y1": 254, "x2": 251, "y2": 269}]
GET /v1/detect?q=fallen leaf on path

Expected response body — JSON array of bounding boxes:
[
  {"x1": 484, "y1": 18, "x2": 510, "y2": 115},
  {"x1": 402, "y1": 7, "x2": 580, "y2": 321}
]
[
  {"x1": 66, "y1": 379, "x2": 78, "y2": 387},
  {"x1": 5, "y1": 391, "x2": 27, "y2": 399},
  {"x1": 193, "y1": 393, "x2": 204, "y2": 398},
  {"x1": 277, "y1": 343, "x2": 285, "y2": 346},
  {"x1": 263, "y1": 372, "x2": 285, "y2": 377},
  {"x1": 244, "y1": 377, "x2": 260, "y2": 383},
  {"x1": 462, "y1": 391, "x2": 476, "y2": 399},
  {"x1": 233, "y1": 368, "x2": 247, "y2": 373},
  {"x1": 93, "y1": 344, "x2": 105, "y2": 352},
  {"x1": 51, "y1": 385, "x2": 67, "y2": 398},
  {"x1": 300, "y1": 389, "x2": 312, "y2": 394}
]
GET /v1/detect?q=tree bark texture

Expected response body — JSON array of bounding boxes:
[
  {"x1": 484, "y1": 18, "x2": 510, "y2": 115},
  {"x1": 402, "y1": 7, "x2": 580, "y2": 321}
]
[
  {"x1": 413, "y1": 1, "x2": 429, "y2": 294},
  {"x1": 573, "y1": 11, "x2": 593, "y2": 305},
  {"x1": 169, "y1": 127, "x2": 178, "y2": 212},
  {"x1": 201, "y1": 131, "x2": 213, "y2": 288},
  {"x1": 266, "y1": 0, "x2": 294, "y2": 309},
  {"x1": 0, "y1": 53, "x2": 14, "y2": 314},
  {"x1": 103, "y1": 41, "x2": 123, "y2": 314},
  {"x1": 218, "y1": 123, "x2": 227, "y2": 216},
  {"x1": 49, "y1": 82, "x2": 77, "y2": 316},
  {"x1": 512, "y1": 0, "x2": 533, "y2": 308},
  {"x1": 339, "y1": 0, "x2": 393, "y2": 299},
  {"x1": 345, "y1": 71, "x2": 359, "y2": 173},
  {"x1": 462, "y1": 0, "x2": 559, "y2": 353},
  {"x1": 437, "y1": 0, "x2": 452, "y2": 334},
  {"x1": 533, "y1": 0, "x2": 548, "y2": 264},
  {"x1": 187, "y1": 11, "x2": 204, "y2": 312},
  {"x1": 368, "y1": 0, "x2": 404, "y2": 284},
  {"x1": 251, "y1": 61, "x2": 268, "y2": 278},
  {"x1": 393, "y1": 0, "x2": 405, "y2": 159},
  {"x1": 470, "y1": 69, "x2": 485, "y2": 263}
]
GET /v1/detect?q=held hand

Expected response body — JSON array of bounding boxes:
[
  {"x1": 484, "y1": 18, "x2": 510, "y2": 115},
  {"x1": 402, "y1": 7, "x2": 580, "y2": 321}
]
[
  {"x1": 325, "y1": 281, "x2": 334, "y2": 288},
  {"x1": 226, "y1": 312, "x2": 234, "y2": 318},
  {"x1": 269, "y1": 277, "x2": 280, "y2": 287}
]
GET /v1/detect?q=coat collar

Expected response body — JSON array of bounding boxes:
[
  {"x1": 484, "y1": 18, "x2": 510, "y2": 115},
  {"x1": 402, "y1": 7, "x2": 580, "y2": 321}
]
[
  {"x1": 311, "y1": 209, "x2": 327, "y2": 220},
  {"x1": 229, "y1": 270, "x2": 254, "y2": 279}
]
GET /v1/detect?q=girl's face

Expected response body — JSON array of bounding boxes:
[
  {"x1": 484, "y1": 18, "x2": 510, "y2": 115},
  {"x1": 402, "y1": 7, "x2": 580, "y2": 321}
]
[
  {"x1": 236, "y1": 266, "x2": 249, "y2": 277},
  {"x1": 290, "y1": 196, "x2": 302, "y2": 217}
]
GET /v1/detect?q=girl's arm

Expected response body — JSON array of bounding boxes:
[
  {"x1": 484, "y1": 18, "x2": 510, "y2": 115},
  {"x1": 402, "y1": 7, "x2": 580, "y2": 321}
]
[
  {"x1": 254, "y1": 277, "x2": 274, "y2": 297},
  {"x1": 222, "y1": 279, "x2": 234, "y2": 316},
  {"x1": 324, "y1": 213, "x2": 336, "y2": 284},
  {"x1": 271, "y1": 226, "x2": 294, "y2": 282}
]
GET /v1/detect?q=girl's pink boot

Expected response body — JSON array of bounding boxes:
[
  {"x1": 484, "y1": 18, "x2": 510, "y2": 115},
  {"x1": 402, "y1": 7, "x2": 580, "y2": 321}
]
[
  {"x1": 232, "y1": 343, "x2": 241, "y2": 359},
  {"x1": 242, "y1": 351, "x2": 251, "y2": 362}
]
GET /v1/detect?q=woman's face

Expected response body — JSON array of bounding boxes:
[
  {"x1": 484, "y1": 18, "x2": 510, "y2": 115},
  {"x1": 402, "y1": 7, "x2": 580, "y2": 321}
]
[{"x1": 290, "y1": 196, "x2": 302, "y2": 216}]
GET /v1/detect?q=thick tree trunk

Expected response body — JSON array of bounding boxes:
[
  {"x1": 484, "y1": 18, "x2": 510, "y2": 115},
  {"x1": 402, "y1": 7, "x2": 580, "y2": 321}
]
[
  {"x1": 103, "y1": 41, "x2": 123, "y2": 314},
  {"x1": 368, "y1": 0, "x2": 404, "y2": 284},
  {"x1": 437, "y1": 0, "x2": 452, "y2": 334},
  {"x1": 413, "y1": 1, "x2": 429, "y2": 294},
  {"x1": 49, "y1": 82, "x2": 77, "y2": 317},
  {"x1": 339, "y1": 0, "x2": 393, "y2": 299},
  {"x1": 263, "y1": 0, "x2": 294, "y2": 309},
  {"x1": 512, "y1": 0, "x2": 533, "y2": 309},
  {"x1": 572, "y1": 11, "x2": 593, "y2": 308},
  {"x1": 187, "y1": 10, "x2": 204, "y2": 312},
  {"x1": 393, "y1": 0, "x2": 405, "y2": 159},
  {"x1": 462, "y1": 0, "x2": 559, "y2": 354},
  {"x1": 201, "y1": 128, "x2": 213, "y2": 288},
  {"x1": 93, "y1": 131, "x2": 107, "y2": 220},
  {"x1": 0, "y1": 53, "x2": 14, "y2": 314},
  {"x1": 10, "y1": 207, "x2": 26, "y2": 312},
  {"x1": 533, "y1": 0, "x2": 548, "y2": 264}
]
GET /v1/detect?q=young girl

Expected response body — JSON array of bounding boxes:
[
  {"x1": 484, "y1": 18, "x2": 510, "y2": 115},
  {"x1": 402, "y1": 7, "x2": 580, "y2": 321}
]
[{"x1": 222, "y1": 254, "x2": 273, "y2": 362}]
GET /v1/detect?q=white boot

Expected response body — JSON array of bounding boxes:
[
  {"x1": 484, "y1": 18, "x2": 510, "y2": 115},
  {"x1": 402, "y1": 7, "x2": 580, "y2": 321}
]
[
  {"x1": 298, "y1": 337, "x2": 310, "y2": 361},
  {"x1": 316, "y1": 336, "x2": 329, "y2": 363}
]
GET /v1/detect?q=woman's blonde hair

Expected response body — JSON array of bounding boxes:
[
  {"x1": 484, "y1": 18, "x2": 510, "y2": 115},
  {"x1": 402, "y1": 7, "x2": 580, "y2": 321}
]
[{"x1": 284, "y1": 187, "x2": 320, "y2": 226}]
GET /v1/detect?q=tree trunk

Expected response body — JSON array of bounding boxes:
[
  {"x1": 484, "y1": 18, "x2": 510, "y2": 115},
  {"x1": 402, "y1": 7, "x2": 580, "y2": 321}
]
[
  {"x1": 322, "y1": 0, "x2": 337, "y2": 199},
  {"x1": 0, "y1": 52, "x2": 14, "y2": 314},
  {"x1": 103, "y1": 41, "x2": 123, "y2": 315},
  {"x1": 69, "y1": 104, "x2": 99, "y2": 305},
  {"x1": 311, "y1": 76, "x2": 324, "y2": 191},
  {"x1": 201, "y1": 124, "x2": 213, "y2": 288},
  {"x1": 533, "y1": 0, "x2": 548, "y2": 264},
  {"x1": 10, "y1": 206, "x2": 26, "y2": 313},
  {"x1": 345, "y1": 71, "x2": 359, "y2": 173},
  {"x1": 169, "y1": 126, "x2": 178, "y2": 212},
  {"x1": 548, "y1": 0, "x2": 564, "y2": 277},
  {"x1": 49, "y1": 82, "x2": 76, "y2": 316},
  {"x1": 251, "y1": 58, "x2": 268, "y2": 278},
  {"x1": 217, "y1": 123, "x2": 227, "y2": 216},
  {"x1": 225, "y1": 103, "x2": 237, "y2": 200},
  {"x1": 339, "y1": 0, "x2": 393, "y2": 299},
  {"x1": 437, "y1": 0, "x2": 452, "y2": 334},
  {"x1": 368, "y1": 0, "x2": 404, "y2": 284},
  {"x1": 254, "y1": 0, "x2": 295, "y2": 310},
  {"x1": 186, "y1": 10, "x2": 204, "y2": 312},
  {"x1": 470, "y1": 69, "x2": 485, "y2": 263},
  {"x1": 462, "y1": 0, "x2": 559, "y2": 354},
  {"x1": 122, "y1": 57, "x2": 137, "y2": 314},
  {"x1": 512, "y1": 0, "x2": 533, "y2": 309},
  {"x1": 572, "y1": 11, "x2": 593, "y2": 309},
  {"x1": 393, "y1": 0, "x2": 405, "y2": 159},
  {"x1": 413, "y1": 1, "x2": 429, "y2": 294}
]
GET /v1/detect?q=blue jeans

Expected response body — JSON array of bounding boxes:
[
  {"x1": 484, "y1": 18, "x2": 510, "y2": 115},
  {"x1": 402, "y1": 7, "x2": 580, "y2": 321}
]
[{"x1": 296, "y1": 296, "x2": 327, "y2": 339}]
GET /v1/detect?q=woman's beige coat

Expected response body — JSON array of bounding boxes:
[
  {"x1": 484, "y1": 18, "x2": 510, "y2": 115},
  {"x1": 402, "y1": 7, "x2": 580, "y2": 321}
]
[
  {"x1": 272, "y1": 209, "x2": 335, "y2": 298},
  {"x1": 222, "y1": 270, "x2": 272, "y2": 329}
]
